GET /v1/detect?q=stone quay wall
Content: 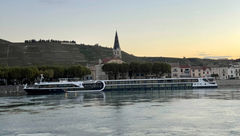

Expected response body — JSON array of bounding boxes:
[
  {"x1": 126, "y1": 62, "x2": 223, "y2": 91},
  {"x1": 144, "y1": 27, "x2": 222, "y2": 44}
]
[
  {"x1": 0, "y1": 85, "x2": 25, "y2": 96},
  {"x1": 216, "y1": 80, "x2": 240, "y2": 88}
]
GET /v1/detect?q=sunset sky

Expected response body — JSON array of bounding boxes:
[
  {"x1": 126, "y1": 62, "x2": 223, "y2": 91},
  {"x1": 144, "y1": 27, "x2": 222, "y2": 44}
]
[{"x1": 0, "y1": 0, "x2": 240, "y2": 59}]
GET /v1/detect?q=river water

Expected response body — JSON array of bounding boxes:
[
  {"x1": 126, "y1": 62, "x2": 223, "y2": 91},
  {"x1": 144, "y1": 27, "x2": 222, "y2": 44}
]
[{"x1": 1, "y1": 88, "x2": 240, "y2": 136}]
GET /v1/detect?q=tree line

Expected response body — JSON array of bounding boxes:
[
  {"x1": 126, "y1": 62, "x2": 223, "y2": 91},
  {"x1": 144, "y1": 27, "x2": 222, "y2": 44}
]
[
  {"x1": 24, "y1": 39, "x2": 76, "y2": 44},
  {"x1": 102, "y1": 62, "x2": 171, "y2": 79},
  {"x1": 0, "y1": 65, "x2": 90, "y2": 85}
]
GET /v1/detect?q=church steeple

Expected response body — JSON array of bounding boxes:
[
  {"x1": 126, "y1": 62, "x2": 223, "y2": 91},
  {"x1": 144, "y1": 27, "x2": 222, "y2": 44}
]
[
  {"x1": 114, "y1": 31, "x2": 120, "y2": 50},
  {"x1": 113, "y1": 31, "x2": 122, "y2": 59}
]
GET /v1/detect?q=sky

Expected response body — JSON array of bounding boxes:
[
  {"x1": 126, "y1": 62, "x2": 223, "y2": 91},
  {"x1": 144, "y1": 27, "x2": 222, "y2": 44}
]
[{"x1": 0, "y1": 0, "x2": 240, "y2": 59}]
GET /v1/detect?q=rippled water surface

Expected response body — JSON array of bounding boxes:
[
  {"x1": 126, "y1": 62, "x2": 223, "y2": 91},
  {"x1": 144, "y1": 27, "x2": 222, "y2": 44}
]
[{"x1": 1, "y1": 88, "x2": 240, "y2": 136}]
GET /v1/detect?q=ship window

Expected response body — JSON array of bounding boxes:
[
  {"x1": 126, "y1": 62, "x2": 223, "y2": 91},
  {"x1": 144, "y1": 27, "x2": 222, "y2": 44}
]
[
  {"x1": 35, "y1": 85, "x2": 40, "y2": 88},
  {"x1": 158, "y1": 80, "x2": 163, "y2": 83},
  {"x1": 151, "y1": 80, "x2": 156, "y2": 83},
  {"x1": 191, "y1": 79, "x2": 198, "y2": 82},
  {"x1": 203, "y1": 79, "x2": 208, "y2": 82},
  {"x1": 180, "y1": 79, "x2": 186, "y2": 82},
  {"x1": 166, "y1": 80, "x2": 172, "y2": 83},
  {"x1": 175, "y1": 79, "x2": 180, "y2": 83},
  {"x1": 208, "y1": 78, "x2": 214, "y2": 82},
  {"x1": 57, "y1": 84, "x2": 78, "y2": 87}
]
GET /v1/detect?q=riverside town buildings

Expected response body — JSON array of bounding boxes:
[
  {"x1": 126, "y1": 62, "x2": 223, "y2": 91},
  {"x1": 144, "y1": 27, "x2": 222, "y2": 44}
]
[{"x1": 171, "y1": 63, "x2": 240, "y2": 80}]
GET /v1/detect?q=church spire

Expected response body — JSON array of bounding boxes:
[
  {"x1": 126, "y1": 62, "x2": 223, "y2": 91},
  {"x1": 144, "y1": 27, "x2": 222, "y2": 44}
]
[
  {"x1": 113, "y1": 31, "x2": 120, "y2": 49},
  {"x1": 113, "y1": 31, "x2": 122, "y2": 59}
]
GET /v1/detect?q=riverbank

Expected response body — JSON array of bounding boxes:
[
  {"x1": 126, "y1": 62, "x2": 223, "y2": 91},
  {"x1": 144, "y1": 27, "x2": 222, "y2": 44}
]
[
  {"x1": 0, "y1": 85, "x2": 25, "y2": 96},
  {"x1": 216, "y1": 80, "x2": 240, "y2": 88}
]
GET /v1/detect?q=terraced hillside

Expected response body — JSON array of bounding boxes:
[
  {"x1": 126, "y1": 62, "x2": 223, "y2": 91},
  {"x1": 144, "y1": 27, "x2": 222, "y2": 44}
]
[{"x1": 0, "y1": 40, "x2": 140, "y2": 66}]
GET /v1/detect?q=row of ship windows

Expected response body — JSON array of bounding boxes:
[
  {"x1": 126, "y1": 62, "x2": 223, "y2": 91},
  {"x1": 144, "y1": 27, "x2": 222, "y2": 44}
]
[
  {"x1": 106, "y1": 84, "x2": 192, "y2": 89},
  {"x1": 36, "y1": 84, "x2": 78, "y2": 88},
  {"x1": 105, "y1": 79, "x2": 198, "y2": 85}
]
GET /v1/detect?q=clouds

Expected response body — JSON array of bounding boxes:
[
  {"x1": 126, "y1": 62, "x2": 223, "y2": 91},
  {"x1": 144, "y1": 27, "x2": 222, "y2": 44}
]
[
  {"x1": 198, "y1": 52, "x2": 211, "y2": 57},
  {"x1": 198, "y1": 52, "x2": 231, "y2": 59},
  {"x1": 203, "y1": 56, "x2": 232, "y2": 59}
]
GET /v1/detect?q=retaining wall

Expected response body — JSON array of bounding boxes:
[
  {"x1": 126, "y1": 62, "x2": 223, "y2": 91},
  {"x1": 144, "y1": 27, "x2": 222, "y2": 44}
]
[{"x1": 0, "y1": 85, "x2": 25, "y2": 96}]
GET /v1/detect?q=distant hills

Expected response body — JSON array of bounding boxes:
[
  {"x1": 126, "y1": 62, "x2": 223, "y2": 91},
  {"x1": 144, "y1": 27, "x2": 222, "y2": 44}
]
[
  {"x1": 0, "y1": 39, "x2": 237, "y2": 67},
  {"x1": 0, "y1": 39, "x2": 11, "y2": 44}
]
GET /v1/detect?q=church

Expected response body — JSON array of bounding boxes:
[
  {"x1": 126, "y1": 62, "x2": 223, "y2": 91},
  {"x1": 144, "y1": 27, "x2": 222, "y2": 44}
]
[
  {"x1": 101, "y1": 31, "x2": 124, "y2": 64},
  {"x1": 90, "y1": 31, "x2": 124, "y2": 80}
]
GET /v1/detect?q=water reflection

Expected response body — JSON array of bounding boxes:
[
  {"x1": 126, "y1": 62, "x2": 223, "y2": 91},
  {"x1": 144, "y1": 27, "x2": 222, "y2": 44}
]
[{"x1": 1, "y1": 89, "x2": 240, "y2": 115}]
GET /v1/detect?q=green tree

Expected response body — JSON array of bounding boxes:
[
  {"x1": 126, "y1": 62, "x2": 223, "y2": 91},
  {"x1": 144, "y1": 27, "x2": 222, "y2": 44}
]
[
  {"x1": 140, "y1": 63, "x2": 152, "y2": 78},
  {"x1": 153, "y1": 63, "x2": 171, "y2": 77},
  {"x1": 161, "y1": 63, "x2": 171, "y2": 76},
  {"x1": 129, "y1": 62, "x2": 140, "y2": 79},
  {"x1": 102, "y1": 63, "x2": 121, "y2": 79},
  {"x1": 39, "y1": 69, "x2": 54, "y2": 81},
  {"x1": 119, "y1": 63, "x2": 129, "y2": 79},
  {"x1": 152, "y1": 63, "x2": 163, "y2": 77}
]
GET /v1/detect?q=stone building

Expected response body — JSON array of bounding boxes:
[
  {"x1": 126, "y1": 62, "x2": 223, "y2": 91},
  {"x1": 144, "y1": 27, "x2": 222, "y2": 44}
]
[
  {"x1": 227, "y1": 64, "x2": 240, "y2": 79},
  {"x1": 171, "y1": 65, "x2": 211, "y2": 78},
  {"x1": 191, "y1": 66, "x2": 211, "y2": 78},
  {"x1": 171, "y1": 65, "x2": 191, "y2": 78},
  {"x1": 211, "y1": 67, "x2": 230, "y2": 80}
]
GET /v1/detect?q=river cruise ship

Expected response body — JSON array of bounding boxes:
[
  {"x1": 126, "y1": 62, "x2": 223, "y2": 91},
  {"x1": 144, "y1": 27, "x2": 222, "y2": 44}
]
[
  {"x1": 24, "y1": 80, "x2": 105, "y2": 95},
  {"x1": 103, "y1": 77, "x2": 217, "y2": 91}
]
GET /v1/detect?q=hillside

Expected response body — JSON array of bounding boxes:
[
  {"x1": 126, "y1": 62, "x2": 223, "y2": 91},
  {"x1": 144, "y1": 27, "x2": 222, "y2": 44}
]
[
  {"x1": 140, "y1": 57, "x2": 235, "y2": 67},
  {"x1": 0, "y1": 40, "x2": 140, "y2": 66},
  {"x1": 0, "y1": 39, "x2": 11, "y2": 44},
  {"x1": 0, "y1": 39, "x2": 236, "y2": 67}
]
